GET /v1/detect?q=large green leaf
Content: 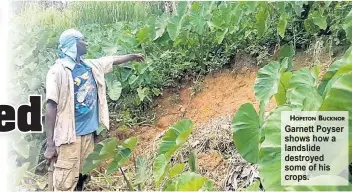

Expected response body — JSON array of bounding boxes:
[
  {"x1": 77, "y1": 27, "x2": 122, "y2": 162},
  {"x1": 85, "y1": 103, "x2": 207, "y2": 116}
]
[
  {"x1": 164, "y1": 180, "x2": 177, "y2": 191},
  {"x1": 158, "y1": 119, "x2": 194, "y2": 160},
  {"x1": 169, "y1": 163, "x2": 184, "y2": 178},
  {"x1": 318, "y1": 46, "x2": 352, "y2": 95},
  {"x1": 343, "y1": 9, "x2": 352, "y2": 43},
  {"x1": 290, "y1": 1, "x2": 304, "y2": 16},
  {"x1": 208, "y1": 2, "x2": 232, "y2": 31},
  {"x1": 279, "y1": 44, "x2": 295, "y2": 60},
  {"x1": 167, "y1": 1, "x2": 187, "y2": 41},
  {"x1": 304, "y1": 15, "x2": 320, "y2": 34},
  {"x1": 277, "y1": 2, "x2": 288, "y2": 39},
  {"x1": 323, "y1": 1, "x2": 332, "y2": 8},
  {"x1": 129, "y1": 74, "x2": 138, "y2": 85},
  {"x1": 289, "y1": 67, "x2": 317, "y2": 89},
  {"x1": 189, "y1": 2, "x2": 207, "y2": 35},
  {"x1": 82, "y1": 143, "x2": 104, "y2": 174},
  {"x1": 256, "y1": 4, "x2": 269, "y2": 38},
  {"x1": 277, "y1": 14, "x2": 288, "y2": 38},
  {"x1": 153, "y1": 154, "x2": 168, "y2": 186},
  {"x1": 334, "y1": 64, "x2": 352, "y2": 77},
  {"x1": 215, "y1": 28, "x2": 228, "y2": 44},
  {"x1": 165, "y1": 172, "x2": 209, "y2": 191},
  {"x1": 202, "y1": 180, "x2": 215, "y2": 191},
  {"x1": 99, "y1": 138, "x2": 118, "y2": 159},
  {"x1": 137, "y1": 87, "x2": 149, "y2": 102},
  {"x1": 147, "y1": 18, "x2": 156, "y2": 41},
  {"x1": 274, "y1": 71, "x2": 292, "y2": 106},
  {"x1": 106, "y1": 137, "x2": 138, "y2": 175},
  {"x1": 286, "y1": 85, "x2": 322, "y2": 109},
  {"x1": 208, "y1": 4, "x2": 225, "y2": 31},
  {"x1": 229, "y1": 4, "x2": 243, "y2": 34},
  {"x1": 96, "y1": 124, "x2": 106, "y2": 135},
  {"x1": 302, "y1": 91, "x2": 323, "y2": 111},
  {"x1": 188, "y1": 150, "x2": 197, "y2": 172},
  {"x1": 105, "y1": 73, "x2": 122, "y2": 101},
  {"x1": 259, "y1": 105, "x2": 297, "y2": 191},
  {"x1": 220, "y1": 3, "x2": 232, "y2": 26},
  {"x1": 246, "y1": 180, "x2": 261, "y2": 191},
  {"x1": 133, "y1": 62, "x2": 147, "y2": 75},
  {"x1": 136, "y1": 27, "x2": 151, "y2": 44},
  {"x1": 286, "y1": 67, "x2": 321, "y2": 108},
  {"x1": 154, "y1": 14, "x2": 169, "y2": 41},
  {"x1": 311, "y1": 10, "x2": 327, "y2": 30},
  {"x1": 243, "y1": 1, "x2": 257, "y2": 14},
  {"x1": 167, "y1": 17, "x2": 181, "y2": 41},
  {"x1": 254, "y1": 61, "x2": 286, "y2": 104},
  {"x1": 279, "y1": 44, "x2": 295, "y2": 71},
  {"x1": 319, "y1": 71, "x2": 352, "y2": 163},
  {"x1": 134, "y1": 155, "x2": 150, "y2": 185},
  {"x1": 322, "y1": 63, "x2": 352, "y2": 99},
  {"x1": 232, "y1": 103, "x2": 260, "y2": 163}
]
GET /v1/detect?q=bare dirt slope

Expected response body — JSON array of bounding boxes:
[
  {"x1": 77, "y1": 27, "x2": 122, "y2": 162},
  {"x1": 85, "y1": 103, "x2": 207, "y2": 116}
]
[{"x1": 111, "y1": 54, "x2": 277, "y2": 159}]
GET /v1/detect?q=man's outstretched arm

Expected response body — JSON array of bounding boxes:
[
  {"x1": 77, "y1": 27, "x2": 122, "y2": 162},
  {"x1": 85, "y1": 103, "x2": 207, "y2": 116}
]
[
  {"x1": 97, "y1": 53, "x2": 145, "y2": 74},
  {"x1": 111, "y1": 54, "x2": 144, "y2": 65}
]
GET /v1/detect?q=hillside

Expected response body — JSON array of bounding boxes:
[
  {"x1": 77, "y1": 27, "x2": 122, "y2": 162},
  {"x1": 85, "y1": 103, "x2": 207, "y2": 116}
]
[{"x1": 86, "y1": 50, "x2": 336, "y2": 191}]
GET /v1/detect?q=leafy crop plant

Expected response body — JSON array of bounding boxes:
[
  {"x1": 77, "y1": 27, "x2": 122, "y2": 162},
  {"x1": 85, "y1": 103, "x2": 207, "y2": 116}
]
[
  {"x1": 83, "y1": 119, "x2": 214, "y2": 191},
  {"x1": 232, "y1": 35, "x2": 352, "y2": 191}
]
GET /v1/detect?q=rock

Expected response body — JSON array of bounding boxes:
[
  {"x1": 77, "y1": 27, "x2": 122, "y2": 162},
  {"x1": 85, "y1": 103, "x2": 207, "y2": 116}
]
[
  {"x1": 191, "y1": 140, "x2": 200, "y2": 148},
  {"x1": 180, "y1": 106, "x2": 186, "y2": 113},
  {"x1": 221, "y1": 124, "x2": 230, "y2": 130}
]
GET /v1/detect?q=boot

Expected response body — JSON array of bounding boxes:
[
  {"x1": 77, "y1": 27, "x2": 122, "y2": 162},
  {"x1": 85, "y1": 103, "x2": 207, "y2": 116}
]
[{"x1": 75, "y1": 173, "x2": 89, "y2": 191}]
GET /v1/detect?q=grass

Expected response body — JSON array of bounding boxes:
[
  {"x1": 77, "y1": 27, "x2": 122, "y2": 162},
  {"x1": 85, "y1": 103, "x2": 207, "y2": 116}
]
[
  {"x1": 68, "y1": 1, "x2": 164, "y2": 25},
  {"x1": 11, "y1": 1, "x2": 164, "y2": 29}
]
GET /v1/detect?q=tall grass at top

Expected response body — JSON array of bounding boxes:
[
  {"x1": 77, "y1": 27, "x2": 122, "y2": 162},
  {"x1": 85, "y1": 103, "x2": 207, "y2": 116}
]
[
  {"x1": 11, "y1": 2, "x2": 77, "y2": 31},
  {"x1": 11, "y1": 1, "x2": 164, "y2": 30},
  {"x1": 67, "y1": 1, "x2": 164, "y2": 25}
]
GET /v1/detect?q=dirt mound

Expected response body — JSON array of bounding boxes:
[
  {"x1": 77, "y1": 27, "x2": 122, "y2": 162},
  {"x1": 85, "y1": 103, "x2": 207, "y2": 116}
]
[
  {"x1": 124, "y1": 66, "x2": 276, "y2": 159},
  {"x1": 184, "y1": 68, "x2": 276, "y2": 125}
]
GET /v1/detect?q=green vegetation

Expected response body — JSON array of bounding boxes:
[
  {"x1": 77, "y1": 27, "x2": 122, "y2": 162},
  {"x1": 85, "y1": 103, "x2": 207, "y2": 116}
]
[
  {"x1": 82, "y1": 119, "x2": 212, "y2": 191},
  {"x1": 9, "y1": 1, "x2": 352, "y2": 124},
  {"x1": 232, "y1": 18, "x2": 352, "y2": 191},
  {"x1": 8, "y1": 1, "x2": 352, "y2": 191}
]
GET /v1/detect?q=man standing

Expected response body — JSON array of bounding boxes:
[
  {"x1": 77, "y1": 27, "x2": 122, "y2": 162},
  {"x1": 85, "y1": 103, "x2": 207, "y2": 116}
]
[{"x1": 43, "y1": 29, "x2": 144, "y2": 191}]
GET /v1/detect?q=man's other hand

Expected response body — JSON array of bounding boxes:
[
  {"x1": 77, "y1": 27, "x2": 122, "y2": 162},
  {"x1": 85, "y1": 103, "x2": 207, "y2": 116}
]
[{"x1": 44, "y1": 144, "x2": 57, "y2": 162}]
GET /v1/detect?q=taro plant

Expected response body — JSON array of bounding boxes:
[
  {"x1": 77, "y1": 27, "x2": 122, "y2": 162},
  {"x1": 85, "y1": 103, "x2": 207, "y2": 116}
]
[
  {"x1": 82, "y1": 136, "x2": 138, "y2": 190},
  {"x1": 83, "y1": 119, "x2": 214, "y2": 191},
  {"x1": 232, "y1": 42, "x2": 352, "y2": 191},
  {"x1": 7, "y1": 132, "x2": 46, "y2": 190},
  {"x1": 148, "y1": 119, "x2": 213, "y2": 191},
  {"x1": 232, "y1": 10, "x2": 352, "y2": 190}
]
